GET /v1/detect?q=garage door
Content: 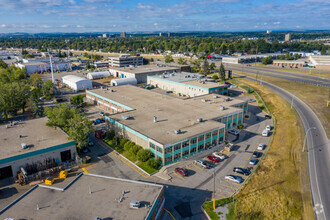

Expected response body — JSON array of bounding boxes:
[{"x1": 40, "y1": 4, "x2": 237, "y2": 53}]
[
  {"x1": 0, "y1": 165, "x2": 13, "y2": 180},
  {"x1": 60, "y1": 150, "x2": 72, "y2": 162}
]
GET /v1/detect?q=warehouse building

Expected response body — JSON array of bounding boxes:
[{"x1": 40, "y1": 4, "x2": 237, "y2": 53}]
[
  {"x1": 222, "y1": 53, "x2": 281, "y2": 64},
  {"x1": 86, "y1": 86, "x2": 248, "y2": 165},
  {"x1": 87, "y1": 71, "x2": 111, "y2": 80},
  {"x1": 109, "y1": 65, "x2": 181, "y2": 83},
  {"x1": 0, "y1": 117, "x2": 76, "y2": 180},
  {"x1": 62, "y1": 75, "x2": 93, "y2": 91},
  {"x1": 109, "y1": 54, "x2": 143, "y2": 67},
  {"x1": 111, "y1": 78, "x2": 137, "y2": 86},
  {"x1": 15, "y1": 59, "x2": 72, "y2": 75},
  {"x1": 273, "y1": 60, "x2": 308, "y2": 68},
  {"x1": 147, "y1": 72, "x2": 228, "y2": 97},
  {"x1": 1, "y1": 173, "x2": 165, "y2": 220},
  {"x1": 309, "y1": 55, "x2": 330, "y2": 69}
]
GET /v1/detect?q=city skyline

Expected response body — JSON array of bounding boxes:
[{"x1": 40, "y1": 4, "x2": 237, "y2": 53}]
[{"x1": 0, "y1": 0, "x2": 329, "y2": 33}]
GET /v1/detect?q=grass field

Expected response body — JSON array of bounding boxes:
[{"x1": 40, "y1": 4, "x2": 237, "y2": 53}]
[
  {"x1": 229, "y1": 78, "x2": 314, "y2": 220},
  {"x1": 235, "y1": 70, "x2": 330, "y2": 138},
  {"x1": 262, "y1": 65, "x2": 330, "y2": 79}
]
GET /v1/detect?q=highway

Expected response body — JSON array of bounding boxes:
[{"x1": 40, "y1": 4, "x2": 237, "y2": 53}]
[
  {"x1": 226, "y1": 65, "x2": 330, "y2": 88},
  {"x1": 234, "y1": 73, "x2": 330, "y2": 220}
]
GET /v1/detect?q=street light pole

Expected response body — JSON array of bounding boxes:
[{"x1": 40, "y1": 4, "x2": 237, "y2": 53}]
[
  {"x1": 302, "y1": 127, "x2": 316, "y2": 152},
  {"x1": 213, "y1": 168, "x2": 216, "y2": 210}
]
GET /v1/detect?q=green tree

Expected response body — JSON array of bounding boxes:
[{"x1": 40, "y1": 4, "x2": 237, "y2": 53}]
[
  {"x1": 219, "y1": 63, "x2": 226, "y2": 81},
  {"x1": 124, "y1": 141, "x2": 135, "y2": 151},
  {"x1": 164, "y1": 54, "x2": 174, "y2": 63},
  {"x1": 66, "y1": 113, "x2": 94, "y2": 148},
  {"x1": 212, "y1": 75, "x2": 219, "y2": 80},
  {"x1": 202, "y1": 59, "x2": 210, "y2": 75},
  {"x1": 43, "y1": 80, "x2": 55, "y2": 99},
  {"x1": 29, "y1": 73, "x2": 42, "y2": 87},
  {"x1": 70, "y1": 94, "x2": 84, "y2": 107},
  {"x1": 0, "y1": 59, "x2": 8, "y2": 69},
  {"x1": 147, "y1": 158, "x2": 161, "y2": 169},
  {"x1": 137, "y1": 149, "x2": 152, "y2": 162},
  {"x1": 210, "y1": 62, "x2": 216, "y2": 71},
  {"x1": 262, "y1": 56, "x2": 273, "y2": 65},
  {"x1": 177, "y1": 58, "x2": 188, "y2": 65},
  {"x1": 30, "y1": 87, "x2": 44, "y2": 118},
  {"x1": 45, "y1": 103, "x2": 80, "y2": 129},
  {"x1": 190, "y1": 60, "x2": 201, "y2": 73},
  {"x1": 294, "y1": 53, "x2": 301, "y2": 59},
  {"x1": 129, "y1": 145, "x2": 141, "y2": 155},
  {"x1": 321, "y1": 46, "x2": 326, "y2": 55}
]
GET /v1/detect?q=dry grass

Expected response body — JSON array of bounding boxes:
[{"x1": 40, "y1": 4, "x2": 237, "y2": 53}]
[
  {"x1": 232, "y1": 78, "x2": 314, "y2": 220},
  {"x1": 236, "y1": 71, "x2": 330, "y2": 138},
  {"x1": 263, "y1": 66, "x2": 330, "y2": 79}
]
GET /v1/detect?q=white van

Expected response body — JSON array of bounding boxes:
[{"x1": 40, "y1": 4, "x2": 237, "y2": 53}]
[{"x1": 262, "y1": 130, "x2": 269, "y2": 137}]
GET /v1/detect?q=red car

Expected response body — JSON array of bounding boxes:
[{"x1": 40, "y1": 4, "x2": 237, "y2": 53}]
[
  {"x1": 224, "y1": 82, "x2": 231, "y2": 85},
  {"x1": 207, "y1": 155, "x2": 220, "y2": 163},
  {"x1": 175, "y1": 168, "x2": 188, "y2": 176}
]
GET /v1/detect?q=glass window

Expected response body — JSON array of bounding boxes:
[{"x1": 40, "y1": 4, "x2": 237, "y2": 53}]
[
  {"x1": 174, "y1": 153, "x2": 181, "y2": 160},
  {"x1": 165, "y1": 146, "x2": 172, "y2": 154},
  {"x1": 212, "y1": 130, "x2": 218, "y2": 136},
  {"x1": 157, "y1": 146, "x2": 163, "y2": 153},
  {"x1": 165, "y1": 157, "x2": 172, "y2": 164},
  {"x1": 182, "y1": 150, "x2": 189, "y2": 157},
  {"x1": 198, "y1": 135, "x2": 204, "y2": 142},
  {"x1": 190, "y1": 147, "x2": 196, "y2": 153},
  {"x1": 149, "y1": 143, "x2": 155, "y2": 149},
  {"x1": 174, "y1": 144, "x2": 181, "y2": 151},
  {"x1": 198, "y1": 143, "x2": 204, "y2": 151},
  {"x1": 219, "y1": 136, "x2": 223, "y2": 144},
  {"x1": 191, "y1": 138, "x2": 197, "y2": 144},
  {"x1": 182, "y1": 141, "x2": 189, "y2": 148},
  {"x1": 206, "y1": 132, "x2": 211, "y2": 139}
]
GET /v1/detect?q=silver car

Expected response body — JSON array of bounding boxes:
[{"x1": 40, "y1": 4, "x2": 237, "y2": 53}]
[
  {"x1": 194, "y1": 160, "x2": 209, "y2": 169},
  {"x1": 225, "y1": 175, "x2": 244, "y2": 184}
]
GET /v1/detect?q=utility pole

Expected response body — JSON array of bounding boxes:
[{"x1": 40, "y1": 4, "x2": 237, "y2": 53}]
[
  {"x1": 302, "y1": 127, "x2": 316, "y2": 152},
  {"x1": 48, "y1": 48, "x2": 55, "y2": 85},
  {"x1": 213, "y1": 168, "x2": 216, "y2": 210}
]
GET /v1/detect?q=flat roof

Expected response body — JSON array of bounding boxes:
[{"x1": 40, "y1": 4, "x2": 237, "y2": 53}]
[
  {"x1": 108, "y1": 65, "x2": 180, "y2": 75},
  {"x1": 88, "y1": 86, "x2": 246, "y2": 145},
  {"x1": 0, "y1": 117, "x2": 70, "y2": 160},
  {"x1": 1, "y1": 173, "x2": 163, "y2": 220}
]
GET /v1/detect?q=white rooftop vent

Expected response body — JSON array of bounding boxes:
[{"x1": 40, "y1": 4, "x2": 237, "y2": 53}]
[
  {"x1": 197, "y1": 118, "x2": 203, "y2": 122},
  {"x1": 154, "y1": 116, "x2": 157, "y2": 123},
  {"x1": 213, "y1": 95, "x2": 218, "y2": 99},
  {"x1": 130, "y1": 200, "x2": 140, "y2": 209},
  {"x1": 174, "y1": 129, "x2": 181, "y2": 134},
  {"x1": 21, "y1": 143, "x2": 28, "y2": 149},
  {"x1": 220, "y1": 106, "x2": 225, "y2": 111}
]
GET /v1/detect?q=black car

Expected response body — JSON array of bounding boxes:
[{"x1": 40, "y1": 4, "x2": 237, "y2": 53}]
[
  {"x1": 265, "y1": 115, "x2": 272, "y2": 119},
  {"x1": 252, "y1": 151, "x2": 262, "y2": 158},
  {"x1": 233, "y1": 167, "x2": 251, "y2": 176}
]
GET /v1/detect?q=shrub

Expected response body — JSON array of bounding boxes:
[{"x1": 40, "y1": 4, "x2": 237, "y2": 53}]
[
  {"x1": 237, "y1": 125, "x2": 244, "y2": 129},
  {"x1": 137, "y1": 149, "x2": 152, "y2": 162},
  {"x1": 106, "y1": 130, "x2": 115, "y2": 140},
  {"x1": 124, "y1": 141, "x2": 135, "y2": 151},
  {"x1": 212, "y1": 75, "x2": 219, "y2": 80},
  {"x1": 147, "y1": 158, "x2": 161, "y2": 169},
  {"x1": 129, "y1": 145, "x2": 141, "y2": 155},
  {"x1": 107, "y1": 139, "x2": 116, "y2": 147},
  {"x1": 120, "y1": 138, "x2": 129, "y2": 146}
]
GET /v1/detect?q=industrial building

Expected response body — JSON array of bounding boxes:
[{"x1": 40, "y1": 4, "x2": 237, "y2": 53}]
[
  {"x1": 1, "y1": 173, "x2": 165, "y2": 220},
  {"x1": 222, "y1": 53, "x2": 281, "y2": 64},
  {"x1": 147, "y1": 72, "x2": 228, "y2": 97},
  {"x1": 109, "y1": 54, "x2": 143, "y2": 67},
  {"x1": 273, "y1": 60, "x2": 308, "y2": 68},
  {"x1": 86, "y1": 86, "x2": 248, "y2": 165},
  {"x1": 111, "y1": 78, "x2": 137, "y2": 86},
  {"x1": 0, "y1": 117, "x2": 76, "y2": 180},
  {"x1": 309, "y1": 55, "x2": 330, "y2": 69},
  {"x1": 108, "y1": 65, "x2": 181, "y2": 83},
  {"x1": 87, "y1": 71, "x2": 111, "y2": 80},
  {"x1": 93, "y1": 61, "x2": 109, "y2": 68},
  {"x1": 15, "y1": 58, "x2": 72, "y2": 75},
  {"x1": 62, "y1": 75, "x2": 93, "y2": 91},
  {"x1": 0, "y1": 50, "x2": 20, "y2": 60}
]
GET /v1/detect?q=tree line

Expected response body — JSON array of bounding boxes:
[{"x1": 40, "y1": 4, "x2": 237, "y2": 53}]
[{"x1": 0, "y1": 36, "x2": 327, "y2": 56}]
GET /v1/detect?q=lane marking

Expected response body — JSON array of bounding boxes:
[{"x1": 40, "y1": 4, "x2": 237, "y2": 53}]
[
  {"x1": 219, "y1": 183, "x2": 237, "y2": 190},
  {"x1": 173, "y1": 172, "x2": 185, "y2": 181},
  {"x1": 224, "y1": 180, "x2": 242, "y2": 186},
  {"x1": 217, "y1": 188, "x2": 233, "y2": 195}
]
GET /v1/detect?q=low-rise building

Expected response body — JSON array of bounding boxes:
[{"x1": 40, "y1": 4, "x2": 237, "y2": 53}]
[
  {"x1": 87, "y1": 71, "x2": 111, "y2": 80},
  {"x1": 309, "y1": 55, "x2": 330, "y2": 69},
  {"x1": 108, "y1": 65, "x2": 181, "y2": 83},
  {"x1": 62, "y1": 75, "x2": 93, "y2": 91},
  {"x1": 147, "y1": 72, "x2": 228, "y2": 97},
  {"x1": 0, "y1": 117, "x2": 76, "y2": 180},
  {"x1": 86, "y1": 86, "x2": 248, "y2": 165},
  {"x1": 15, "y1": 59, "x2": 72, "y2": 75},
  {"x1": 1, "y1": 173, "x2": 164, "y2": 220},
  {"x1": 109, "y1": 54, "x2": 143, "y2": 67},
  {"x1": 222, "y1": 53, "x2": 281, "y2": 64},
  {"x1": 273, "y1": 60, "x2": 308, "y2": 68}
]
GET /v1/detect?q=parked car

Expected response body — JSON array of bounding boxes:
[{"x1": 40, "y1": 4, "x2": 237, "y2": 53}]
[
  {"x1": 224, "y1": 82, "x2": 231, "y2": 85},
  {"x1": 249, "y1": 158, "x2": 259, "y2": 165},
  {"x1": 265, "y1": 115, "x2": 272, "y2": 119},
  {"x1": 88, "y1": 140, "x2": 94, "y2": 147},
  {"x1": 225, "y1": 175, "x2": 244, "y2": 183},
  {"x1": 233, "y1": 167, "x2": 250, "y2": 176},
  {"x1": 257, "y1": 144, "x2": 265, "y2": 150},
  {"x1": 207, "y1": 155, "x2": 220, "y2": 163},
  {"x1": 99, "y1": 111, "x2": 105, "y2": 116},
  {"x1": 175, "y1": 168, "x2": 188, "y2": 176},
  {"x1": 266, "y1": 125, "x2": 271, "y2": 131},
  {"x1": 248, "y1": 99, "x2": 256, "y2": 103},
  {"x1": 212, "y1": 152, "x2": 226, "y2": 160},
  {"x1": 262, "y1": 129, "x2": 269, "y2": 137},
  {"x1": 252, "y1": 151, "x2": 262, "y2": 158},
  {"x1": 95, "y1": 118, "x2": 102, "y2": 124},
  {"x1": 228, "y1": 129, "x2": 239, "y2": 135},
  {"x1": 194, "y1": 160, "x2": 209, "y2": 169}
]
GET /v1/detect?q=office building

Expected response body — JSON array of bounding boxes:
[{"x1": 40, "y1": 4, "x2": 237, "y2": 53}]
[
  {"x1": 285, "y1": 33, "x2": 291, "y2": 42},
  {"x1": 108, "y1": 54, "x2": 143, "y2": 67},
  {"x1": 120, "y1": 32, "x2": 126, "y2": 38}
]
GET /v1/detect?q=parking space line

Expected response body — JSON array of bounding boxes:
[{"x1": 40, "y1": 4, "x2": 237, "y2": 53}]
[
  {"x1": 191, "y1": 162, "x2": 203, "y2": 170},
  {"x1": 215, "y1": 193, "x2": 226, "y2": 198},
  {"x1": 99, "y1": 144, "x2": 149, "y2": 178},
  {"x1": 219, "y1": 183, "x2": 237, "y2": 190},
  {"x1": 217, "y1": 188, "x2": 233, "y2": 195},
  {"x1": 173, "y1": 172, "x2": 185, "y2": 180},
  {"x1": 224, "y1": 180, "x2": 241, "y2": 186}
]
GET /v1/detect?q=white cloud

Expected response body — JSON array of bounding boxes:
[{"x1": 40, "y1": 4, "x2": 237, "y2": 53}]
[
  {"x1": 137, "y1": 3, "x2": 151, "y2": 9},
  {"x1": 273, "y1": 21, "x2": 280, "y2": 25},
  {"x1": 0, "y1": 24, "x2": 6, "y2": 28},
  {"x1": 61, "y1": 25, "x2": 68, "y2": 28},
  {"x1": 76, "y1": 25, "x2": 84, "y2": 28},
  {"x1": 40, "y1": 25, "x2": 51, "y2": 28},
  {"x1": 153, "y1": 23, "x2": 158, "y2": 26}
]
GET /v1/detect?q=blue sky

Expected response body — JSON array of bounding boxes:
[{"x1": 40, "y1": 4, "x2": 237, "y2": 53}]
[{"x1": 0, "y1": 0, "x2": 329, "y2": 33}]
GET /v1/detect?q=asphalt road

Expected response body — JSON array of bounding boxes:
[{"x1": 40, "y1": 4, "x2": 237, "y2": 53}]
[
  {"x1": 234, "y1": 73, "x2": 330, "y2": 220},
  {"x1": 227, "y1": 65, "x2": 330, "y2": 88}
]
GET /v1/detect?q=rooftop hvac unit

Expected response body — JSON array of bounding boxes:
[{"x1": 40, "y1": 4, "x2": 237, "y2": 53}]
[
  {"x1": 220, "y1": 106, "x2": 225, "y2": 111},
  {"x1": 197, "y1": 118, "x2": 203, "y2": 122},
  {"x1": 174, "y1": 129, "x2": 181, "y2": 134},
  {"x1": 21, "y1": 143, "x2": 28, "y2": 149},
  {"x1": 130, "y1": 200, "x2": 140, "y2": 209},
  {"x1": 154, "y1": 116, "x2": 157, "y2": 123},
  {"x1": 213, "y1": 95, "x2": 218, "y2": 99}
]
